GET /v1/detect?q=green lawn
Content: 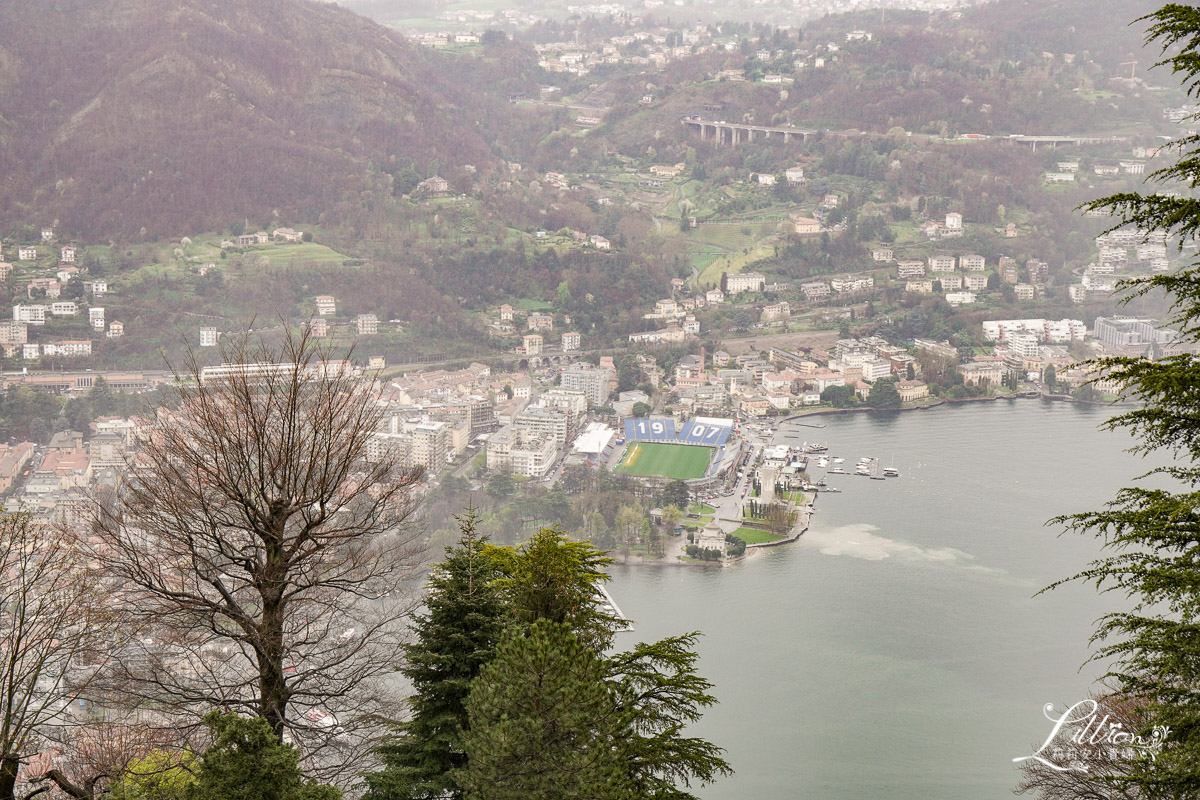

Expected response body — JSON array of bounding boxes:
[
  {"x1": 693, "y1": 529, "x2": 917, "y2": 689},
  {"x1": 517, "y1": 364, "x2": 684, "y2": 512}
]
[
  {"x1": 616, "y1": 442, "x2": 713, "y2": 480},
  {"x1": 730, "y1": 527, "x2": 785, "y2": 544}
]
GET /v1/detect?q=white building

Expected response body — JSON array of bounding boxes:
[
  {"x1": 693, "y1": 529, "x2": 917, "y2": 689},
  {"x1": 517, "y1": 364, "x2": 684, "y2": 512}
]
[
  {"x1": 945, "y1": 212, "x2": 963, "y2": 230},
  {"x1": 960, "y1": 254, "x2": 986, "y2": 271},
  {"x1": 982, "y1": 318, "x2": 1087, "y2": 343},
  {"x1": 726, "y1": 272, "x2": 766, "y2": 295},
  {"x1": 89, "y1": 307, "x2": 105, "y2": 330},
  {"x1": 200, "y1": 327, "x2": 220, "y2": 347},
  {"x1": 12, "y1": 305, "x2": 46, "y2": 325},
  {"x1": 50, "y1": 302, "x2": 78, "y2": 316},
  {"x1": 945, "y1": 292, "x2": 976, "y2": 306},
  {"x1": 561, "y1": 362, "x2": 611, "y2": 406}
]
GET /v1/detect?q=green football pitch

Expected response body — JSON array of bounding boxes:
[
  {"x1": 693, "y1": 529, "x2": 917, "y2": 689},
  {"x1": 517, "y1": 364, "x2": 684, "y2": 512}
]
[{"x1": 615, "y1": 442, "x2": 714, "y2": 480}]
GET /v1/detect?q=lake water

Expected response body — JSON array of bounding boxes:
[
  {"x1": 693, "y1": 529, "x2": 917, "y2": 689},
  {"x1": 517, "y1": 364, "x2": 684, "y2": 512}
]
[{"x1": 606, "y1": 400, "x2": 1159, "y2": 800}]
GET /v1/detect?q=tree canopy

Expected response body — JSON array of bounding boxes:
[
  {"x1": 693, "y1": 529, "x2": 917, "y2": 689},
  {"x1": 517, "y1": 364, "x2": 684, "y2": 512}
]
[{"x1": 1046, "y1": 4, "x2": 1200, "y2": 795}]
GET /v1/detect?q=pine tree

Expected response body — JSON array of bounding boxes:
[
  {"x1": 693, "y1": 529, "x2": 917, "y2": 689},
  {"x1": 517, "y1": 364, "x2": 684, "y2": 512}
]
[
  {"x1": 1048, "y1": 5, "x2": 1200, "y2": 795},
  {"x1": 189, "y1": 713, "x2": 340, "y2": 800},
  {"x1": 457, "y1": 620, "x2": 631, "y2": 800},
  {"x1": 363, "y1": 510, "x2": 508, "y2": 800}
]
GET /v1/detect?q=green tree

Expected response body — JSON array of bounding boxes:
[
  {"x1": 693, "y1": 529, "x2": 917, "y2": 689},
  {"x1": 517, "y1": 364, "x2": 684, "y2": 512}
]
[
  {"x1": 498, "y1": 527, "x2": 618, "y2": 649},
  {"x1": 1043, "y1": 364, "x2": 1057, "y2": 392},
  {"x1": 821, "y1": 384, "x2": 857, "y2": 408},
  {"x1": 88, "y1": 376, "x2": 116, "y2": 416},
  {"x1": 364, "y1": 511, "x2": 508, "y2": 800},
  {"x1": 659, "y1": 479, "x2": 690, "y2": 511},
  {"x1": 1047, "y1": 6, "x2": 1200, "y2": 795},
  {"x1": 866, "y1": 379, "x2": 901, "y2": 409},
  {"x1": 485, "y1": 471, "x2": 514, "y2": 500},
  {"x1": 457, "y1": 620, "x2": 630, "y2": 800},
  {"x1": 107, "y1": 752, "x2": 196, "y2": 800},
  {"x1": 189, "y1": 712, "x2": 340, "y2": 800},
  {"x1": 608, "y1": 635, "x2": 731, "y2": 799}
]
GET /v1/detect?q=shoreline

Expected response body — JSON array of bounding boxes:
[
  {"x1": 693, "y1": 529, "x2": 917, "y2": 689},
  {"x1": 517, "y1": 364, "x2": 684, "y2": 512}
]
[
  {"x1": 625, "y1": 391, "x2": 1134, "y2": 570},
  {"x1": 778, "y1": 389, "x2": 1137, "y2": 423}
]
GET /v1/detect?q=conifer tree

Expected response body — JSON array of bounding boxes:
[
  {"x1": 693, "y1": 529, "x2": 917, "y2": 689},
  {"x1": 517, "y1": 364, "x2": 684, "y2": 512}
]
[
  {"x1": 456, "y1": 620, "x2": 631, "y2": 800},
  {"x1": 363, "y1": 510, "x2": 507, "y2": 800},
  {"x1": 189, "y1": 713, "x2": 340, "y2": 800},
  {"x1": 1049, "y1": 5, "x2": 1200, "y2": 795}
]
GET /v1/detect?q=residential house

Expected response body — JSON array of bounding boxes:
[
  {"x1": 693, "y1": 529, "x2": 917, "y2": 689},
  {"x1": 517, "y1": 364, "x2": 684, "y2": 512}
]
[
  {"x1": 831, "y1": 275, "x2": 873, "y2": 293},
  {"x1": 897, "y1": 380, "x2": 929, "y2": 402},
  {"x1": 589, "y1": 235, "x2": 612, "y2": 250},
  {"x1": 60, "y1": 246, "x2": 76, "y2": 263},
  {"x1": 272, "y1": 227, "x2": 303, "y2": 242},
  {"x1": 785, "y1": 167, "x2": 806, "y2": 184},
  {"x1": 561, "y1": 331, "x2": 581, "y2": 351},
  {"x1": 50, "y1": 302, "x2": 78, "y2": 316},
  {"x1": 499, "y1": 303, "x2": 514, "y2": 321},
  {"x1": 356, "y1": 314, "x2": 379, "y2": 335},
  {"x1": 416, "y1": 176, "x2": 451, "y2": 197},
  {"x1": 928, "y1": 255, "x2": 957, "y2": 273},
  {"x1": 761, "y1": 302, "x2": 791, "y2": 322},
  {"x1": 27, "y1": 279, "x2": 61, "y2": 298},
  {"x1": 726, "y1": 272, "x2": 766, "y2": 295},
  {"x1": 872, "y1": 248, "x2": 894, "y2": 262},
  {"x1": 40, "y1": 228, "x2": 53, "y2": 242},
  {"x1": 106, "y1": 321, "x2": 124, "y2": 338},
  {"x1": 200, "y1": 327, "x2": 219, "y2": 347},
  {"x1": 706, "y1": 288, "x2": 725, "y2": 304},
  {"x1": 309, "y1": 318, "x2": 329, "y2": 338},
  {"x1": 897, "y1": 260, "x2": 926, "y2": 278},
  {"x1": 520, "y1": 334, "x2": 543, "y2": 356},
  {"x1": 790, "y1": 215, "x2": 820, "y2": 234},
  {"x1": 964, "y1": 274, "x2": 989, "y2": 291},
  {"x1": 18, "y1": 247, "x2": 37, "y2": 261},
  {"x1": 945, "y1": 292, "x2": 976, "y2": 306},
  {"x1": 527, "y1": 312, "x2": 554, "y2": 331},
  {"x1": 88, "y1": 307, "x2": 104, "y2": 330},
  {"x1": 945, "y1": 212, "x2": 963, "y2": 231},
  {"x1": 800, "y1": 281, "x2": 830, "y2": 301},
  {"x1": 42, "y1": 340, "x2": 92, "y2": 358},
  {"x1": 960, "y1": 254, "x2": 986, "y2": 272},
  {"x1": 12, "y1": 305, "x2": 46, "y2": 325},
  {"x1": 959, "y1": 362, "x2": 1004, "y2": 387},
  {"x1": 315, "y1": 296, "x2": 336, "y2": 316},
  {"x1": 1015, "y1": 284, "x2": 1036, "y2": 301},
  {"x1": 939, "y1": 274, "x2": 964, "y2": 291}
]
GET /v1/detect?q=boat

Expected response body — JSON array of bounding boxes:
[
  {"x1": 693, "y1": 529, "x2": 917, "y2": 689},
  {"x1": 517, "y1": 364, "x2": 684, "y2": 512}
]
[
  {"x1": 830, "y1": 467, "x2": 846, "y2": 474},
  {"x1": 818, "y1": 457, "x2": 829, "y2": 468},
  {"x1": 832, "y1": 457, "x2": 845, "y2": 464},
  {"x1": 884, "y1": 467, "x2": 901, "y2": 478}
]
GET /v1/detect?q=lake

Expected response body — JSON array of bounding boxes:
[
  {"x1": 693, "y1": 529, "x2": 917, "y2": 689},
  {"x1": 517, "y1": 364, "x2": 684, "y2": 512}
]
[{"x1": 607, "y1": 400, "x2": 1158, "y2": 800}]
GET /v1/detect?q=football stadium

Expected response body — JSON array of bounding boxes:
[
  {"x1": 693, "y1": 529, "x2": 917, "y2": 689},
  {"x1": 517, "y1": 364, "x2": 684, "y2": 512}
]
[{"x1": 613, "y1": 416, "x2": 740, "y2": 486}]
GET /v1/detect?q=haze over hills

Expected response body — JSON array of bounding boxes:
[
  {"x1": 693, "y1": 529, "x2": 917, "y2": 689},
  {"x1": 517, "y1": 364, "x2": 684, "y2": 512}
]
[{"x1": 0, "y1": 0, "x2": 501, "y2": 239}]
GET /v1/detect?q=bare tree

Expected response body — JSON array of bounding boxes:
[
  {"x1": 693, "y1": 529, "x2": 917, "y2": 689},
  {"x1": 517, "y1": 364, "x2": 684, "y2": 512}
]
[
  {"x1": 0, "y1": 515, "x2": 113, "y2": 800},
  {"x1": 90, "y1": 329, "x2": 424, "y2": 782}
]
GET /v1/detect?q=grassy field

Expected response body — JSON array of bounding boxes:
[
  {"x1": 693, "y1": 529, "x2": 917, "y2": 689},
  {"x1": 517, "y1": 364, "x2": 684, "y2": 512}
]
[
  {"x1": 616, "y1": 442, "x2": 713, "y2": 480},
  {"x1": 730, "y1": 526, "x2": 785, "y2": 544}
]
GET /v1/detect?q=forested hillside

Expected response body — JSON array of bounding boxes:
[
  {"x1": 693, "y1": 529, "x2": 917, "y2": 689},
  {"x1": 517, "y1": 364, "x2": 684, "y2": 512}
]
[{"x1": 0, "y1": 0, "x2": 513, "y2": 239}]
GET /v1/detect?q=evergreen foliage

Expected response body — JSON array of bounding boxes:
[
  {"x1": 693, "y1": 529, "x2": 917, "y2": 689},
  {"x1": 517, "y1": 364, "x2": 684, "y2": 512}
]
[
  {"x1": 189, "y1": 713, "x2": 340, "y2": 800},
  {"x1": 1049, "y1": 5, "x2": 1200, "y2": 795},
  {"x1": 457, "y1": 620, "x2": 631, "y2": 800},
  {"x1": 362, "y1": 510, "x2": 507, "y2": 800},
  {"x1": 370, "y1": 525, "x2": 730, "y2": 800}
]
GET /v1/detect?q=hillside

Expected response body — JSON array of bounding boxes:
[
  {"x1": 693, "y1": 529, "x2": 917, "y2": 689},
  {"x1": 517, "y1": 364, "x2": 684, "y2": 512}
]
[{"x1": 0, "y1": 0, "x2": 502, "y2": 239}]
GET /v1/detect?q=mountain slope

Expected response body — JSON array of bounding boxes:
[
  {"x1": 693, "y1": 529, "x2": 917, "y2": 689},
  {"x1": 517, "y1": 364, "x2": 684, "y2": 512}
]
[{"x1": 0, "y1": 0, "x2": 497, "y2": 238}]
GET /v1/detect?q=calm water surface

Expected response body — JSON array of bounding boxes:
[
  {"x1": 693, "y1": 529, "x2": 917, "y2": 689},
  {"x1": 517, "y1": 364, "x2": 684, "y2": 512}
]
[{"x1": 606, "y1": 400, "x2": 1160, "y2": 800}]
